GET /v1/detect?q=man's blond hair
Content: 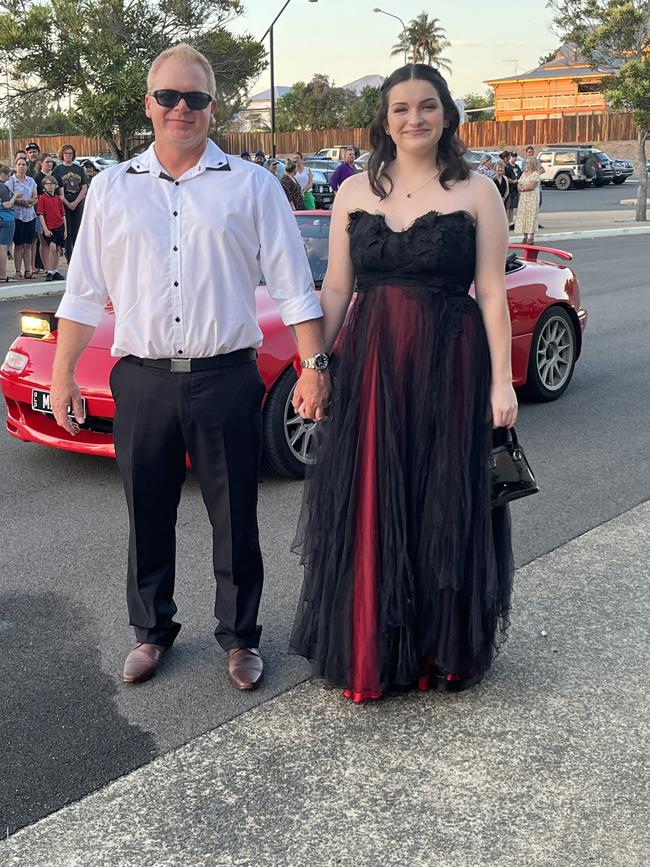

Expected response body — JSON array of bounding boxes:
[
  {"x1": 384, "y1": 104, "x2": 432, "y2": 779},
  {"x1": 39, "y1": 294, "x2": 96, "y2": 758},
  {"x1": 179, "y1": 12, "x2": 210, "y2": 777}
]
[{"x1": 147, "y1": 44, "x2": 216, "y2": 96}]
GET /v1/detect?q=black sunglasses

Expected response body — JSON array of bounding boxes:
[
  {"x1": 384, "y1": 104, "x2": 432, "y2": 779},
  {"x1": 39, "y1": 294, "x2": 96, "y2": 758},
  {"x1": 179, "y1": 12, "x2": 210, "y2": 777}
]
[{"x1": 149, "y1": 89, "x2": 213, "y2": 110}]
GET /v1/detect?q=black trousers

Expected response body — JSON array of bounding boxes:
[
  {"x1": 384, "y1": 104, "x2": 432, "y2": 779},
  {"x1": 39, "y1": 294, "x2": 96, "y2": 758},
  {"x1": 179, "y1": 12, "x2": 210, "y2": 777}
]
[
  {"x1": 110, "y1": 354, "x2": 266, "y2": 650},
  {"x1": 64, "y1": 202, "x2": 84, "y2": 262}
]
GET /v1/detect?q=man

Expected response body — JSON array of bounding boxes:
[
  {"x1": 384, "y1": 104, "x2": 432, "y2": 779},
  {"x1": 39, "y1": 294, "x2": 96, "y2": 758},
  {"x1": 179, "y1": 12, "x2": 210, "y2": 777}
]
[
  {"x1": 25, "y1": 142, "x2": 42, "y2": 178},
  {"x1": 240, "y1": 151, "x2": 251, "y2": 161},
  {"x1": 329, "y1": 147, "x2": 357, "y2": 192},
  {"x1": 81, "y1": 159, "x2": 100, "y2": 185},
  {"x1": 267, "y1": 158, "x2": 281, "y2": 179},
  {"x1": 254, "y1": 150, "x2": 266, "y2": 166},
  {"x1": 51, "y1": 44, "x2": 330, "y2": 690}
]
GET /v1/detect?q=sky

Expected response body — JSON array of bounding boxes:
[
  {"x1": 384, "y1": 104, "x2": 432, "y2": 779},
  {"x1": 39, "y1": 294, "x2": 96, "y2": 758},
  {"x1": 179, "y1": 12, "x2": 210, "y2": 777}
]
[{"x1": 229, "y1": 0, "x2": 561, "y2": 100}]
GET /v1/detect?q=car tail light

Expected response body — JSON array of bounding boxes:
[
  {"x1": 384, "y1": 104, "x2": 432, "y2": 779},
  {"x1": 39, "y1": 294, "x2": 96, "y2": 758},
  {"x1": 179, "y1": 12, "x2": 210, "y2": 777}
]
[
  {"x1": 2, "y1": 349, "x2": 29, "y2": 373},
  {"x1": 595, "y1": 161, "x2": 601, "y2": 168},
  {"x1": 20, "y1": 311, "x2": 57, "y2": 338}
]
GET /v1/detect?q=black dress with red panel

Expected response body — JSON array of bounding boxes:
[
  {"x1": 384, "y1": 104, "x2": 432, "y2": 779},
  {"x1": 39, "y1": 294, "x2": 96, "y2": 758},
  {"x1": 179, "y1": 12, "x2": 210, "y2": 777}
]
[{"x1": 290, "y1": 209, "x2": 514, "y2": 701}]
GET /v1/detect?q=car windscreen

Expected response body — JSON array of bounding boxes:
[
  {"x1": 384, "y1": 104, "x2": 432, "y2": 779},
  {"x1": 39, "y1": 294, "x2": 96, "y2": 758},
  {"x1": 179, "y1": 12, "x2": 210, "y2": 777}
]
[
  {"x1": 595, "y1": 152, "x2": 609, "y2": 161},
  {"x1": 259, "y1": 214, "x2": 330, "y2": 286}
]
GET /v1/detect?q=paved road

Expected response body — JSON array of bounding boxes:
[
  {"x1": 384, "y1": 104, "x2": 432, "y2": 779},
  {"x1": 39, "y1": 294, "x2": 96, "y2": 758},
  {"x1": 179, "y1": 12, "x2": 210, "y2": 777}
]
[
  {"x1": 0, "y1": 235, "x2": 648, "y2": 838},
  {"x1": 540, "y1": 178, "x2": 639, "y2": 213}
]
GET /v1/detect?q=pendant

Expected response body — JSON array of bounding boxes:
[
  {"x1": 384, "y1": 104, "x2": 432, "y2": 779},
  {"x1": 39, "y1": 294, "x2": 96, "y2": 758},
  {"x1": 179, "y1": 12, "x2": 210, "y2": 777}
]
[{"x1": 406, "y1": 193, "x2": 411, "y2": 198}]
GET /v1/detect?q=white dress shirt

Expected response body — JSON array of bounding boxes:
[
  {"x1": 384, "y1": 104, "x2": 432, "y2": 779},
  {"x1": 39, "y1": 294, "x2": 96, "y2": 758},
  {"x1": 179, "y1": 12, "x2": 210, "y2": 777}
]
[{"x1": 56, "y1": 140, "x2": 322, "y2": 358}]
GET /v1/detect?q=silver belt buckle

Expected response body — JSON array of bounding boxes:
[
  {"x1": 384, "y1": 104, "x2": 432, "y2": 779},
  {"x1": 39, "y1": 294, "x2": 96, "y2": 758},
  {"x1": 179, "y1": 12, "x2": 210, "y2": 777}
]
[{"x1": 170, "y1": 358, "x2": 192, "y2": 373}]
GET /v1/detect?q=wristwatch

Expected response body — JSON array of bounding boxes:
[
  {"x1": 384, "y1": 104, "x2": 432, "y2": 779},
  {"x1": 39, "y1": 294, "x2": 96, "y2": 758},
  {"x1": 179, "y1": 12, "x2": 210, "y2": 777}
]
[{"x1": 300, "y1": 352, "x2": 330, "y2": 372}]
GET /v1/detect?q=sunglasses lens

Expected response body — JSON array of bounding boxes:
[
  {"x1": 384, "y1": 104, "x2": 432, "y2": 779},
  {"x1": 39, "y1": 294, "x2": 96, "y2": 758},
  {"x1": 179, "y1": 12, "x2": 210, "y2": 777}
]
[
  {"x1": 153, "y1": 90, "x2": 211, "y2": 110},
  {"x1": 184, "y1": 92, "x2": 212, "y2": 110},
  {"x1": 155, "y1": 90, "x2": 181, "y2": 108}
]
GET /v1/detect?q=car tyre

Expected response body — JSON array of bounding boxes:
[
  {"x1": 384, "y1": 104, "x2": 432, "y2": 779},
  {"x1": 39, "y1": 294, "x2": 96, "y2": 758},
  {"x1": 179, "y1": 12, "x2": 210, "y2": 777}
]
[
  {"x1": 612, "y1": 176, "x2": 626, "y2": 185},
  {"x1": 554, "y1": 173, "x2": 572, "y2": 191},
  {"x1": 524, "y1": 306, "x2": 577, "y2": 402},
  {"x1": 262, "y1": 366, "x2": 317, "y2": 478}
]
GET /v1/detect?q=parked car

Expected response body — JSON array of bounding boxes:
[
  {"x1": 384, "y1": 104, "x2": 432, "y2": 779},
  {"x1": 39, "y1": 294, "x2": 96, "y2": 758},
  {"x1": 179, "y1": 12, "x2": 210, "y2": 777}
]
[
  {"x1": 313, "y1": 146, "x2": 361, "y2": 161},
  {"x1": 463, "y1": 149, "x2": 492, "y2": 169},
  {"x1": 311, "y1": 169, "x2": 334, "y2": 209},
  {"x1": 303, "y1": 158, "x2": 343, "y2": 172},
  {"x1": 75, "y1": 156, "x2": 118, "y2": 171},
  {"x1": 354, "y1": 151, "x2": 370, "y2": 171},
  {"x1": 537, "y1": 145, "x2": 614, "y2": 190},
  {"x1": 610, "y1": 157, "x2": 634, "y2": 184},
  {"x1": 1, "y1": 213, "x2": 587, "y2": 478}
]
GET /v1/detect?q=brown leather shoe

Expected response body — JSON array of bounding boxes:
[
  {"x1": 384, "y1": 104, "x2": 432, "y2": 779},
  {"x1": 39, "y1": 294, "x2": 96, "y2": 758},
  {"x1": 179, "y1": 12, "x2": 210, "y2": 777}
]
[
  {"x1": 227, "y1": 648, "x2": 264, "y2": 691},
  {"x1": 122, "y1": 643, "x2": 166, "y2": 684}
]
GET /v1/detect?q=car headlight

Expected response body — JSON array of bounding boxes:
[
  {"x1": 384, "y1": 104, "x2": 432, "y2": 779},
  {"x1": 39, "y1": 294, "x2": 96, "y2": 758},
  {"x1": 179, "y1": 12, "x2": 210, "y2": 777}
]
[
  {"x1": 20, "y1": 312, "x2": 57, "y2": 338},
  {"x1": 2, "y1": 350, "x2": 29, "y2": 373}
]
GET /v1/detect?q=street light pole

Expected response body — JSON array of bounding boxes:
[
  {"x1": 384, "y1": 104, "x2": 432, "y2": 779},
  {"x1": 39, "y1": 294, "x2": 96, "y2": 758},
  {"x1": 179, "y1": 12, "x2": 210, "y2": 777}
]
[
  {"x1": 373, "y1": 8, "x2": 408, "y2": 65},
  {"x1": 261, "y1": 0, "x2": 318, "y2": 158}
]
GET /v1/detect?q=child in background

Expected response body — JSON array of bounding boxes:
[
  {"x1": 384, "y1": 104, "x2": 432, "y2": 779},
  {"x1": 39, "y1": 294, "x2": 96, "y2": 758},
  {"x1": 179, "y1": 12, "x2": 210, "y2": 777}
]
[{"x1": 37, "y1": 175, "x2": 66, "y2": 281}]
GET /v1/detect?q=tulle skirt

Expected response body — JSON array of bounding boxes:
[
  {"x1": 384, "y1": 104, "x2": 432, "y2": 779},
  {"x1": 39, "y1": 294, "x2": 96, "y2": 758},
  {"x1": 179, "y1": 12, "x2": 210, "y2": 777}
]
[{"x1": 290, "y1": 278, "x2": 514, "y2": 701}]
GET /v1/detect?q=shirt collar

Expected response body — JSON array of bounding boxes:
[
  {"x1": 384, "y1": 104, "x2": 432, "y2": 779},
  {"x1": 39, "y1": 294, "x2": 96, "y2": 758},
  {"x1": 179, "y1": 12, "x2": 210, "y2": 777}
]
[{"x1": 129, "y1": 139, "x2": 230, "y2": 181}]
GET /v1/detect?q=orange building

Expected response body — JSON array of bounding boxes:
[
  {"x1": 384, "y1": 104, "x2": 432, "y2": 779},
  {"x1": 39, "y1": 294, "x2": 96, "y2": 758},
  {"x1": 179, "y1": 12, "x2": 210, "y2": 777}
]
[{"x1": 485, "y1": 43, "x2": 622, "y2": 121}]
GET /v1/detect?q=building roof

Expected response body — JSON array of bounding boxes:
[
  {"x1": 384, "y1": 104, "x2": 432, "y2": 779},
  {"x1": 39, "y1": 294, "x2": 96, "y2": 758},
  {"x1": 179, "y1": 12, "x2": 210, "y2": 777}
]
[
  {"x1": 342, "y1": 74, "x2": 385, "y2": 94},
  {"x1": 485, "y1": 42, "x2": 624, "y2": 85},
  {"x1": 249, "y1": 86, "x2": 292, "y2": 101}
]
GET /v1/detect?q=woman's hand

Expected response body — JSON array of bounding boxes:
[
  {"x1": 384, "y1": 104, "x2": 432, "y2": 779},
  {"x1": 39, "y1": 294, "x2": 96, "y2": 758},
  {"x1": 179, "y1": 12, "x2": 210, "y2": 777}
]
[{"x1": 491, "y1": 381, "x2": 518, "y2": 429}]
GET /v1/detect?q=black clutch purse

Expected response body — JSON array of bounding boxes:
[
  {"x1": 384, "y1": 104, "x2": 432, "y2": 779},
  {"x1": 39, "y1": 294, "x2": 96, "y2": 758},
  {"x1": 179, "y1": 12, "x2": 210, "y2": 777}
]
[{"x1": 490, "y1": 427, "x2": 539, "y2": 507}]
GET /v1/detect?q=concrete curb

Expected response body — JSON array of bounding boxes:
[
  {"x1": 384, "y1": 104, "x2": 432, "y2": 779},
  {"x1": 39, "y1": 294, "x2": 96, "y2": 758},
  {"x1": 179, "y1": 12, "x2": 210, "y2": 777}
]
[
  {"x1": 509, "y1": 225, "x2": 650, "y2": 243},
  {"x1": 0, "y1": 283, "x2": 65, "y2": 303}
]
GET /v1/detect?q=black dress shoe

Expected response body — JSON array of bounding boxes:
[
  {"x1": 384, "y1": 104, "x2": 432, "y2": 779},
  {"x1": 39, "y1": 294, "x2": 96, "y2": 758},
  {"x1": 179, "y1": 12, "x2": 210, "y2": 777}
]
[{"x1": 227, "y1": 648, "x2": 264, "y2": 690}]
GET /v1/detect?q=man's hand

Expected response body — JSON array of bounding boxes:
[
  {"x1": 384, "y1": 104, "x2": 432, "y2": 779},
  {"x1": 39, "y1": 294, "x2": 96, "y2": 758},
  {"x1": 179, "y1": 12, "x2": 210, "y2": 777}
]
[
  {"x1": 292, "y1": 370, "x2": 331, "y2": 423},
  {"x1": 51, "y1": 375, "x2": 85, "y2": 435}
]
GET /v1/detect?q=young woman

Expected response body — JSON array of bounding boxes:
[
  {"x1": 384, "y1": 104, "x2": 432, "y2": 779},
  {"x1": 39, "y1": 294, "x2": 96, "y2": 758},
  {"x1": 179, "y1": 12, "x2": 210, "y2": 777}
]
[
  {"x1": 53, "y1": 144, "x2": 87, "y2": 261},
  {"x1": 0, "y1": 164, "x2": 18, "y2": 283},
  {"x1": 514, "y1": 157, "x2": 541, "y2": 244},
  {"x1": 5, "y1": 157, "x2": 38, "y2": 279},
  {"x1": 493, "y1": 160, "x2": 510, "y2": 209},
  {"x1": 280, "y1": 158, "x2": 305, "y2": 211},
  {"x1": 290, "y1": 64, "x2": 517, "y2": 702},
  {"x1": 293, "y1": 152, "x2": 315, "y2": 210}
]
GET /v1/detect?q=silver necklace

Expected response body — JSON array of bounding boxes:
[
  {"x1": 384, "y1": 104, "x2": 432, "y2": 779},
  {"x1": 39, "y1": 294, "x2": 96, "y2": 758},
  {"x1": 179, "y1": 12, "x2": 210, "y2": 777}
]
[{"x1": 395, "y1": 168, "x2": 440, "y2": 198}]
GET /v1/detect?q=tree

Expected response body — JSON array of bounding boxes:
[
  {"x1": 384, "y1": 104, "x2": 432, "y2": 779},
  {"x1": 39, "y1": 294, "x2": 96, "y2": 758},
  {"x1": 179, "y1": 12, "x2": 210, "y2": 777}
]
[
  {"x1": 390, "y1": 13, "x2": 452, "y2": 72},
  {"x1": 275, "y1": 75, "x2": 354, "y2": 131},
  {"x1": 343, "y1": 86, "x2": 381, "y2": 128},
  {"x1": 462, "y1": 89, "x2": 495, "y2": 123},
  {"x1": 0, "y1": 0, "x2": 266, "y2": 160},
  {"x1": 5, "y1": 90, "x2": 79, "y2": 135},
  {"x1": 549, "y1": 0, "x2": 650, "y2": 221}
]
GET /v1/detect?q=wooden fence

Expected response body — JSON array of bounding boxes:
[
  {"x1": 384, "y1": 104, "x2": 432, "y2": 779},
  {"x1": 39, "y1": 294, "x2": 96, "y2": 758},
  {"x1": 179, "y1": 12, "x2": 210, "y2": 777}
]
[
  {"x1": 214, "y1": 112, "x2": 638, "y2": 155},
  {"x1": 0, "y1": 113, "x2": 638, "y2": 162}
]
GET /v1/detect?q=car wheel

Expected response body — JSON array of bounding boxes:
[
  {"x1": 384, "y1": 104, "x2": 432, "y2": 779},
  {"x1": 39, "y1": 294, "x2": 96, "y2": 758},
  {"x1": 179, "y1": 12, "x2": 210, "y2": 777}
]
[
  {"x1": 554, "y1": 173, "x2": 572, "y2": 191},
  {"x1": 612, "y1": 176, "x2": 626, "y2": 185},
  {"x1": 593, "y1": 178, "x2": 605, "y2": 187},
  {"x1": 524, "y1": 306, "x2": 577, "y2": 401},
  {"x1": 262, "y1": 366, "x2": 317, "y2": 478}
]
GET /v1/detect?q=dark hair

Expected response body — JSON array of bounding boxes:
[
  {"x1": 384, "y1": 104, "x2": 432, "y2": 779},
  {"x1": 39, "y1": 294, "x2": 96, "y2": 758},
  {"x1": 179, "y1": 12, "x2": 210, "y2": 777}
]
[
  {"x1": 368, "y1": 64, "x2": 469, "y2": 200},
  {"x1": 499, "y1": 149, "x2": 510, "y2": 160},
  {"x1": 293, "y1": 151, "x2": 303, "y2": 159}
]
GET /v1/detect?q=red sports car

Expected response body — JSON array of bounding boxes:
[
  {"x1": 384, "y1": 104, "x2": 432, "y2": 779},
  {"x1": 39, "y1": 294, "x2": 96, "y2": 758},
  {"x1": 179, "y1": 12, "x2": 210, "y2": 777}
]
[{"x1": 1, "y1": 211, "x2": 587, "y2": 478}]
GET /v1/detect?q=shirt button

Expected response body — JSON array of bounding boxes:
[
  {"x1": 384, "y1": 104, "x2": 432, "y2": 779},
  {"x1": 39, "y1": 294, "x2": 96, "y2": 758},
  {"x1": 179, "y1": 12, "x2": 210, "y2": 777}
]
[
  {"x1": 173, "y1": 211, "x2": 178, "y2": 216},
  {"x1": 175, "y1": 181, "x2": 179, "y2": 186},
  {"x1": 174, "y1": 281, "x2": 178, "y2": 287},
  {"x1": 175, "y1": 317, "x2": 180, "y2": 323},
  {"x1": 178, "y1": 349, "x2": 183, "y2": 355},
  {"x1": 173, "y1": 246, "x2": 178, "y2": 251}
]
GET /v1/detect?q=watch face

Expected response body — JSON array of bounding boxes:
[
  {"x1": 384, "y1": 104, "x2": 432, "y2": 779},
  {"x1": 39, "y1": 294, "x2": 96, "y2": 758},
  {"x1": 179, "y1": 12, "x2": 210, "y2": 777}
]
[{"x1": 314, "y1": 353, "x2": 329, "y2": 371}]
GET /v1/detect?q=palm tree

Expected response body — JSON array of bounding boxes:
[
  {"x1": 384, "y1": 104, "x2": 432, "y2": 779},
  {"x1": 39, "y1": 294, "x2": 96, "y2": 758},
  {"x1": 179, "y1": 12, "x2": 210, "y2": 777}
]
[{"x1": 390, "y1": 13, "x2": 452, "y2": 73}]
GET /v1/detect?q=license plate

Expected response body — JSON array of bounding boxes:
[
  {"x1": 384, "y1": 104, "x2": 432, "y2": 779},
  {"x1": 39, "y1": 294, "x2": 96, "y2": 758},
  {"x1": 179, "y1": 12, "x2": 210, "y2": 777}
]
[{"x1": 32, "y1": 389, "x2": 86, "y2": 418}]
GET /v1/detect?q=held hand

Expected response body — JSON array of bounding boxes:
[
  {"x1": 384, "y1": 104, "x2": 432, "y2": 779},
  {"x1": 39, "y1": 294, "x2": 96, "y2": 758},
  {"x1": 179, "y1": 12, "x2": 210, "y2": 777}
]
[
  {"x1": 51, "y1": 376, "x2": 85, "y2": 436},
  {"x1": 292, "y1": 370, "x2": 331, "y2": 423},
  {"x1": 491, "y1": 382, "x2": 518, "y2": 429}
]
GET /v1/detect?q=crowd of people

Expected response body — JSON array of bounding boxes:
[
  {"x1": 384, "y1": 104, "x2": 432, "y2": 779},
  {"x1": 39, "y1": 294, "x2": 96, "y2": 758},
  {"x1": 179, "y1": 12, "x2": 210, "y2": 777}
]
[
  {"x1": 0, "y1": 141, "x2": 97, "y2": 282},
  {"x1": 475, "y1": 144, "x2": 543, "y2": 243}
]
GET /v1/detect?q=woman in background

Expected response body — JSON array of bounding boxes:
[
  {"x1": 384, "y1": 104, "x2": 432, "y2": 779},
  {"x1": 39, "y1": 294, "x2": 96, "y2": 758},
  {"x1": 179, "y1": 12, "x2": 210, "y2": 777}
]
[{"x1": 514, "y1": 157, "x2": 541, "y2": 245}]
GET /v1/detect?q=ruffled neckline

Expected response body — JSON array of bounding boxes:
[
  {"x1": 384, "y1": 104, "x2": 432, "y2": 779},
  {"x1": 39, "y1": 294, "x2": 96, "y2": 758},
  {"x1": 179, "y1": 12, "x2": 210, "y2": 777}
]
[{"x1": 349, "y1": 208, "x2": 476, "y2": 235}]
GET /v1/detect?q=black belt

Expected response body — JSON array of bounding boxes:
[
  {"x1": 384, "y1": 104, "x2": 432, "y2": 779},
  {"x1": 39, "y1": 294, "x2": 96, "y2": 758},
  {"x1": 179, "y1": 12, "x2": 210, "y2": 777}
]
[{"x1": 123, "y1": 348, "x2": 256, "y2": 373}]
